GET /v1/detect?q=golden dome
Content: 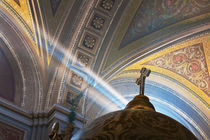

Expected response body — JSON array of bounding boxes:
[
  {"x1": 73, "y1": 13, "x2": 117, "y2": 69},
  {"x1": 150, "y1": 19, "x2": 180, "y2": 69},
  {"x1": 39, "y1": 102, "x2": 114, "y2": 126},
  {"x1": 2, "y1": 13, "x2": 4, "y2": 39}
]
[{"x1": 72, "y1": 68, "x2": 197, "y2": 140}]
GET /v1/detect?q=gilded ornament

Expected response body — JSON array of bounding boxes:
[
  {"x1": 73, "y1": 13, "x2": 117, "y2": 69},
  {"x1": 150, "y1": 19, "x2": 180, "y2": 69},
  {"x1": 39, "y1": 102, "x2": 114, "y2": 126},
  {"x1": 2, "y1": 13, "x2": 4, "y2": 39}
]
[
  {"x1": 91, "y1": 16, "x2": 105, "y2": 30},
  {"x1": 77, "y1": 54, "x2": 90, "y2": 67},
  {"x1": 83, "y1": 35, "x2": 96, "y2": 49},
  {"x1": 101, "y1": 0, "x2": 114, "y2": 11}
]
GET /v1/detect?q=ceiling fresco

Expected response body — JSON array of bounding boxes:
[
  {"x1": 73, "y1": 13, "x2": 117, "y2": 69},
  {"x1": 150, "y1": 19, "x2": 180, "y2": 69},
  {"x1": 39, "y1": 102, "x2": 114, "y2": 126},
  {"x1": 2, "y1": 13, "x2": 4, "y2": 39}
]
[
  {"x1": 99, "y1": 0, "x2": 210, "y2": 73},
  {"x1": 145, "y1": 43, "x2": 209, "y2": 95},
  {"x1": 120, "y1": 0, "x2": 210, "y2": 48}
]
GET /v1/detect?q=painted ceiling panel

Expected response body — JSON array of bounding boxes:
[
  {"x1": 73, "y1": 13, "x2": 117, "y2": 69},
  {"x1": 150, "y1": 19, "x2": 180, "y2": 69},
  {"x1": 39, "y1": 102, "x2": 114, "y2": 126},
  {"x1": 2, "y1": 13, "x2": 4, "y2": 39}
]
[
  {"x1": 101, "y1": 0, "x2": 210, "y2": 72},
  {"x1": 120, "y1": 0, "x2": 210, "y2": 48},
  {"x1": 144, "y1": 43, "x2": 209, "y2": 96}
]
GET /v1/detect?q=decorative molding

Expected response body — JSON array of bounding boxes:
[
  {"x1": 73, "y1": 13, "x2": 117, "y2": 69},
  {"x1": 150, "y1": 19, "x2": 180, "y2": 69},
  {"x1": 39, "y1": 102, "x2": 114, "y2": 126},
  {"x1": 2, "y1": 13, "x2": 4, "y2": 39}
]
[
  {"x1": 73, "y1": 49, "x2": 93, "y2": 68},
  {"x1": 99, "y1": 0, "x2": 115, "y2": 11},
  {"x1": 66, "y1": 70, "x2": 87, "y2": 91},
  {"x1": 87, "y1": 11, "x2": 109, "y2": 35},
  {"x1": 79, "y1": 30, "x2": 100, "y2": 55},
  {"x1": 78, "y1": 30, "x2": 100, "y2": 54},
  {"x1": 96, "y1": 0, "x2": 120, "y2": 16}
]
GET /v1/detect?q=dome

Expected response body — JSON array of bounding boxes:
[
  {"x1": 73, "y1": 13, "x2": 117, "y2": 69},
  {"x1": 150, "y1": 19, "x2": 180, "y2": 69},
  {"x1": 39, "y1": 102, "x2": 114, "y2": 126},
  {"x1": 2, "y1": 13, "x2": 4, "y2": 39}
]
[
  {"x1": 72, "y1": 68, "x2": 197, "y2": 140},
  {"x1": 72, "y1": 95, "x2": 197, "y2": 140}
]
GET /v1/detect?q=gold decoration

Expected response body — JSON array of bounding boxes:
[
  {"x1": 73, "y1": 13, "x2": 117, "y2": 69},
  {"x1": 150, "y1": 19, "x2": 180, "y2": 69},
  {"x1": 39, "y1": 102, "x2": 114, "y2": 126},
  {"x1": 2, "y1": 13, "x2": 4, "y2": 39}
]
[
  {"x1": 83, "y1": 35, "x2": 96, "y2": 49},
  {"x1": 101, "y1": 0, "x2": 114, "y2": 11},
  {"x1": 91, "y1": 16, "x2": 105, "y2": 30}
]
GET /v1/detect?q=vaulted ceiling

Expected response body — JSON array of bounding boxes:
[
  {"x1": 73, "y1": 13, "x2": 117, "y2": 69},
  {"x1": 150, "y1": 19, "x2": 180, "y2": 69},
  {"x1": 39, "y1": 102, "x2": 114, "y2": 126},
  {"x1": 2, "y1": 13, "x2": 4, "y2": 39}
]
[{"x1": 0, "y1": 0, "x2": 209, "y2": 139}]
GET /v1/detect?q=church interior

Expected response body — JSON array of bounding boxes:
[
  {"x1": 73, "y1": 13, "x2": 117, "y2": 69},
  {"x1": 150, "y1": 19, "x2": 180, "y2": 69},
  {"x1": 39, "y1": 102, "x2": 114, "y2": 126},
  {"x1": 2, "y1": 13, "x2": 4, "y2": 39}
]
[{"x1": 0, "y1": 0, "x2": 209, "y2": 139}]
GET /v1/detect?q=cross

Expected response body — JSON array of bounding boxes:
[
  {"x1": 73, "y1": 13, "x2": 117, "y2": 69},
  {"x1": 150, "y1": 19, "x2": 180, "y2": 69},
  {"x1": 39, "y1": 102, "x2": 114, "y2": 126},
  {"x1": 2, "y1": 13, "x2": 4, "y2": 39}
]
[{"x1": 136, "y1": 67, "x2": 151, "y2": 95}]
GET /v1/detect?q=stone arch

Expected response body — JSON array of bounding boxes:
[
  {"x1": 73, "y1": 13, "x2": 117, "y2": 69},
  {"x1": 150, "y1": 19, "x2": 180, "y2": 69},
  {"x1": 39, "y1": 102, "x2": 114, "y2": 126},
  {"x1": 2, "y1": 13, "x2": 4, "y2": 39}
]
[{"x1": 0, "y1": 8, "x2": 44, "y2": 112}]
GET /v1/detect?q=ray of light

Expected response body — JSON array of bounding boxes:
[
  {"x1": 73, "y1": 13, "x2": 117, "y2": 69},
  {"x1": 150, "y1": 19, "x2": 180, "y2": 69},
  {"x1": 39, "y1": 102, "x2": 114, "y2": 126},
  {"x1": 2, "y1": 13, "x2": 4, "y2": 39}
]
[{"x1": 41, "y1": 33, "x2": 128, "y2": 112}]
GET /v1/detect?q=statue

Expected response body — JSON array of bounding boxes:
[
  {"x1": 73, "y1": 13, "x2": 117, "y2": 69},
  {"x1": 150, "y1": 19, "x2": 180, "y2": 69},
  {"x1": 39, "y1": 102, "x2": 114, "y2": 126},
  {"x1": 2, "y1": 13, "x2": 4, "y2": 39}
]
[{"x1": 135, "y1": 67, "x2": 151, "y2": 95}]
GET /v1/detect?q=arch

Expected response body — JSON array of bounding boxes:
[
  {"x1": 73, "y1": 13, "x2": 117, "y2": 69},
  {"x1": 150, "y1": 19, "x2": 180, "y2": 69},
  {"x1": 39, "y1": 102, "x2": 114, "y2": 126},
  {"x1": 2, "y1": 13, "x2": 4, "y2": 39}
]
[{"x1": 0, "y1": 8, "x2": 43, "y2": 112}]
